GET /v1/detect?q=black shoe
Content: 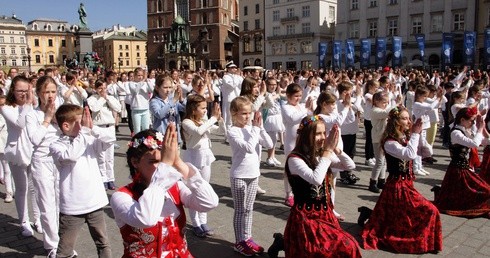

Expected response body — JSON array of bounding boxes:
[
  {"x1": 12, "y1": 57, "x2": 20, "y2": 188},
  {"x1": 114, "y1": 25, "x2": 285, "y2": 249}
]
[
  {"x1": 357, "y1": 206, "x2": 372, "y2": 227},
  {"x1": 267, "y1": 233, "x2": 284, "y2": 258},
  {"x1": 376, "y1": 178, "x2": 386, "y2": 189},
  {"x1": 279, "y1": 144, "x2": 284, "y2": 150},
  {"x1": 368, "y1": 179, "x2": 381, "y2": 193},
  {"x1": 431, "y1": 185, "x2": 441, "y2": 201},
  {"x1": 115, "y1": 126, "x2": 120, "y2": 133},
  {"x1": 422, "y1": 157, "x2": 434, "y2": 164}
]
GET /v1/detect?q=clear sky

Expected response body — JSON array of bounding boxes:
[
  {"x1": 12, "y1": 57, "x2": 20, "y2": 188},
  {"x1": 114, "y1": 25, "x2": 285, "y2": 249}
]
[{"x1": 1, "y1": 0, "x2": 147, "y2": 31}]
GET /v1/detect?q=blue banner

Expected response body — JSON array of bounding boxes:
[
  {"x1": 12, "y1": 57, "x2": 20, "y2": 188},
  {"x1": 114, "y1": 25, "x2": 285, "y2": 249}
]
[
  {"x1": 463, "y1": 31, "x2": 476, "y2": 66},
  {"x1": 442, "y1": 33, "x2": 454, "y2": 68},
  {"x1": 392, "y1": 36, "x2": 402, "y2": 68},
  {"x1": 375, "y1": 38, "x2": 387, "y2": 69},
  {"x1": 345, "y1": 39, "x2": 355, "y2": 68},
  {"x1": 415, "y1": 34, "x2": 425, "y2": 63},
  {"x1": 333, "y1": 40, "x2": 342, "y2": 70},
  {"x1": 360, "y1": 38, "x2": 371, "y2": 68},
  {"x1": 485, "y1": 29, "x2": 490, "y2": 68},
  {"x1": 318, "y1": 42, "x2": 328, "y2": 69}
]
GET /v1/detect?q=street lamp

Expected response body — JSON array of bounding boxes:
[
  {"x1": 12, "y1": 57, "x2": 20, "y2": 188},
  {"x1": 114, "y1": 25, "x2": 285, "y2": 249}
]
[
  {"x1": 118, "y1": 57, "x2": 122, "y2": 73},
  {"x1": 26, "y1": 46, "x2": 31, "y2": 73}
]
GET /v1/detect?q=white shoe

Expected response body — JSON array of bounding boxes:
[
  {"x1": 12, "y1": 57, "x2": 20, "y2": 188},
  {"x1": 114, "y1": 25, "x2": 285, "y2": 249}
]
[
  {"x1": 420, "y1": 168, "x2": 430, "y2": 175},
  {"x1": 272, "y1": 157, "x2": 282, "y2": 166},
  {"x1": 265, "y1": 158, "x2": 276, "y2": 167},
  {"x1": 21, "y1": 222, "x2": 34, "y2": 237},
  {"x1": 256, "y1": 186, "x2": 266, "y2": 194},
  {"x1": 69, "y1": 250, "x2": 78, "y2": 258},
  {"x1": 414, "y1": 170, "x2": 427, "y2": 176},
  {"x1": 47, "y1": 248, "x2": 57, "y2": 258},
  {"x1": 4, "y1": 192, "x2": 13, "y2": 203},
  {"x1": 32, "y1": 220, "x2": 43, "y2": 234},
  {"x1": 365, "y1": 159, "x2": 375, "y2": 167}
]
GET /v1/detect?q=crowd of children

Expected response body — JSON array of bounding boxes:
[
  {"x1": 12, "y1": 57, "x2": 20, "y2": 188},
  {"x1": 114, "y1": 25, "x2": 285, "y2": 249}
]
[{"x1": 1, "y1": 63, "x2": 490, "y2": 257}]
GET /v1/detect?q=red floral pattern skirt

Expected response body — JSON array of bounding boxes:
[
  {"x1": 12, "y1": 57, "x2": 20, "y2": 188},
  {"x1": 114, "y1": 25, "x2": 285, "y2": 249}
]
[
  {"x1": 284, "y1": 205, "x2": 361, "y2": 258},
  {"x1": 479, "y1": 147, "x2": 490, "y2": 184},
  {"x1": 435, "y1": 165, "x2": 490, "y2": 217},
  {"x1": 362, "y1": 177, "x2": 442, "y2": 254}
]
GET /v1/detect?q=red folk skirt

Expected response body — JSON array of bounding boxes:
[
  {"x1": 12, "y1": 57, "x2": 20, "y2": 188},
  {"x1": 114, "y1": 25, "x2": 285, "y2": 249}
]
[
  {"x1": 362, "y1": 176, "x2": 442, "y2": 254},
  {"x1": 284, "y1": 204, "x2": 361, "y2": 258},
  {"x1": 479, "y1": 146, "x2": 490, "y2": 184},
  {"x1": 435, "y1": 164, "x2": 490, "y2": 217}
]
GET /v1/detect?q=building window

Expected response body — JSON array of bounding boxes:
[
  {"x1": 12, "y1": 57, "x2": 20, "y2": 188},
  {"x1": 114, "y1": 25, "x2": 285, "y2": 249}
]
[
  {"x1": 351, "y1": 0, "x2": 359, "y2": 10},
  {"x1": 302, "y1": 23, "x2": 311, "y2": 33},
  {"x1": 349, "y1": 22, "x2": 359, "y2": 38},
  {"x1": 244, "y1": 6, "x2": 248, "y2": 16},
  {"x1": 126, "y1": 52, "x2": 129, "y2": 57},
  {"x1": 61, "y1": 39, "x2": 66, "y2": 47},
  {"x1": 10, "y1": 37, "x2": 14, "y2": 43},
  {"x1": 34, "y1": 39, "x2": 40, "y2": 46},
  {"x1": 389, "y1": 0, "x2": 397, "y2": 5},
  {"x1": 431, "y1": 14, "x2": 443, "y2": 32},
  {"x1": 21, "y1": 48, "x2": 25, "y2": 55},
  {"x1": 388, "y1": 18, "x2": 398, "y2": 36},
  {"x1": 137, "y1": 45, "x2": 140, "y2": 50},
  {"x1": 0, "y1": 47, "x2": 5, "y2": 54},
  {"x1": 33, "y1": 23, "x2": 38, "y2": 30},
  {"x1": 49, "y1": 55, "x2": 54, "y2": 63},
  {"x1": 20, "y1": 37, "x2": 24, "y2": 44},
  {"x1": 256, "y1": 4, "x2": 259, "y2": 14},
  {"x1": 286, "y1": 24, "x2": 295, "y2": 35},
  {"x1": 244, "y1": 21, "x2": 249, "y2": 31},
  {"x1": 329, "y1": 6, "x2": 335, "y2": 22},
  {"x1": 202, "y1": 43, "x2": 209, "y2": 53},
  {"x1": 137, "y1": 60, "x2": 141, "y2": 66},
  {"x1": 454, "y1": 12, "x2": 465, "y2": 31},
  {"x1": 368, "y1": 20, "x2": 377, "y2": 37},
  {"x1": 302, "y1": 6, "x2": 310, "y2": 17},
  {"x1": 273, "y1": 0, "x2": 279, "y2": 4},
  {"x1": 272, "y1": 26, "x2": 280, "y2": 36},
  {"x1": 287, "y1": 8, "x2": 294, "y2": 18},
  {"x1": 48, "y1": 39, "x2": 53, "y2": 47},
  {"x1": 273, "y1": 10, "x2": 280, "y2": 21},
  {"x1": 1, "y1": 60, "x2": 6, "y2": 66},
  {"x1": 254, "y1": 36, "x2": 262, "y2": 52},
  {"x1": 119, "y1": 45, "x2": 122, "y2": 50},
  {"x1": 126, "y1": 45, "x2": 129, "y2": 50},
  {"x1": 301, "y1": 60, "x2": 312, "y2": 69},
  {"x1": 0, "y1": 36, "x2": 3, "y2": 43},
  {"x1": 120, "y1": 52, "x2": 123, "y2": 57},
  {"x1": 369, "y1": 0, "x2": 377, "y2": 8},
  {"x1": 46, "y1": 24, "x2": 52, "y2": 31},
  {"x1": 255, "y1": 19, "x2": 260, "y2": 29},
  {"x1": 244, "y1": 37, "x2": 250, "y2": 52},
  {"x1": 10, "y1": 48, "x2": 15, "y2": 54},
  {"x1": 272, "y1": 62, "x2": 282, "y2": 70},
  {"x1": 137, "y1": 52, "x2": 140, "y2": 57},
  {"x1": 35, "y1": 55, "x2": 41, "y2": 63},
  {"x1": 12, "y1": 59, "x2": 17, "y2": 66},
  {"x1": 412, "y1": 16, "x2": 422, "y2": 34}
]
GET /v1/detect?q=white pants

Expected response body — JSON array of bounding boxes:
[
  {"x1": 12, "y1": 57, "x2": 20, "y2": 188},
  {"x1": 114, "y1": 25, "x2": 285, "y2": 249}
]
[
  {"x1": 96, "y1": 126, "x2": 116, "y2": 183},
  {"x1": 0, "y1": 153, "x2": 13, "y2": 194},
  {"x1": 188, "y1": 165, "x2": 211, "y2": 227},
  {"x1": 31, "y1": 159, "x2": 59, "y2": 249},
  {"x1": 10, "y1": 164, "x2": 40, "y2": 224}
]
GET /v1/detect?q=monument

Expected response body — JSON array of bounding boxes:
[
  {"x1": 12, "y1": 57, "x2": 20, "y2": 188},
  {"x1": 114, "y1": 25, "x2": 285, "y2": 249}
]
[{"x1": 74, "y1": 2, "x2": 93, "y2": 70}]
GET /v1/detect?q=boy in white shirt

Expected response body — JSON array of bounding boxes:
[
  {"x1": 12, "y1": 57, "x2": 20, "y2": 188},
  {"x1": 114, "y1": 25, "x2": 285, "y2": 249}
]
[{"x1": 49, "y1": 104, "x2": 113, "y2": 258}]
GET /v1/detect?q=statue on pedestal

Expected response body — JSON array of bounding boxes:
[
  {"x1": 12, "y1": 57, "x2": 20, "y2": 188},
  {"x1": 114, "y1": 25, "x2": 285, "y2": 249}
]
[{"x1": 78, "y1": 3, "x2": 87, "y2": 29}]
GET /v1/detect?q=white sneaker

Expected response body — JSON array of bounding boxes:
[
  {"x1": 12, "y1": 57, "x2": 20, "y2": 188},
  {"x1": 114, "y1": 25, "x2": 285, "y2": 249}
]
[
  {"x1": 4, "y1": 192, "x2": 13, "y2": 203},
  {"x1": 414, "y1": 170, "x2": 427, "y2": 176},
  {"x1": 265, "y1": 158, "x2": 276, "y2": 167},
  {"x1": 256, "y1": 186, "x2": 266, "y2": 194},
  {"x1": 21, "y1": 222, "x2": 34, "y2": 237},
  {"x1": 365, "y1": 159, "x2": 375, "y2": 167},
  {"x1": 420, "y1": 168, "x2": 430, "y2": 175},
  {"x1": 47, "y1": 248, "x2": 57, "y2": 258},
  {"x1": 32, "y1": 220, "x2": 43, "y2": 234},
  {"x1": 272, "y1": 157, "x2": 282, "y2": 166}
]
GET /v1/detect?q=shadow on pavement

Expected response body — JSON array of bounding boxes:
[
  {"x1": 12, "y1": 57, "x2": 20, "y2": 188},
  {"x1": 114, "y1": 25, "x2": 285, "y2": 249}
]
[{"x1": 0, "y1": 213, "x2": 45, "y2": 257}]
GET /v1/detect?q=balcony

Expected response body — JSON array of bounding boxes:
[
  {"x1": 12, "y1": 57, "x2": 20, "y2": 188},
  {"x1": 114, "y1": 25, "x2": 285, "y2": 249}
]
[
  {"x1": 280, "y1": 16, "x2": 299, "y2": 24},
  {"x1": 267, "y1": 32, "x2": 314, "y2": 41}
]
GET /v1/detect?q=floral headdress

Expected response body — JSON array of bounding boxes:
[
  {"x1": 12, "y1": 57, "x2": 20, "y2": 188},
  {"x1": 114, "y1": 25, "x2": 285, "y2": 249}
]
[
  {"x1": 388, "y1": 106, "x2": 402, "y2": 120},
  {"x1": 466, "y1": 106, "x2": 478, "y2": 118},
  {"x1": 297, "y1": 115, "x2": 322, "y2": 134},
  {"x1": 128, "y1": 132, "x2": 164, "y2": 149}
]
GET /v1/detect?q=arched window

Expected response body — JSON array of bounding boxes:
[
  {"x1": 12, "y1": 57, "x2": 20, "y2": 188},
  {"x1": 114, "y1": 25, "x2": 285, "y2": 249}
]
[
  {"x1": 254, "y1": 59, "x2": 261, "y2": 66},
  {"x1": 243, "y1": 59, "x2": 250, "y2": 67},
  {"x1": 46, "y1": 24, "x2": 52, "y2": 31},
  {"x1": 33, "y1": 23, "x2": 38, "y2": 30}
]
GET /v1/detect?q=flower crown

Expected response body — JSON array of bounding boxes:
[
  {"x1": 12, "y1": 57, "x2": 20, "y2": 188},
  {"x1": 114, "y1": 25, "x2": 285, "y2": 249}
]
[
  {"x1": 297, "y1": 115, "x2": 322, "y2": 133},
  {"x1": 389, "y1": 106, "x2": 402, "y2": 119},
  {"x1": 466, "y1": 106, "x2": 478, "y2": 117},
  {"x1": 128, "y1": 132, "x2": 164, "y2": 149}
]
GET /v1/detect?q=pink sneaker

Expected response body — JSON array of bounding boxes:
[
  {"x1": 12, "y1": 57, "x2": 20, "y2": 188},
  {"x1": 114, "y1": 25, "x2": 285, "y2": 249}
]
[
  {"x1": 246, "y1": 238, "x2": 264, "y2": 254},
  {"x1": 284, "y1": 196, "x2": 294, "y2": 207},
  {"x1": 234, "y1": 241, "x2": 255, "y2": 256}
]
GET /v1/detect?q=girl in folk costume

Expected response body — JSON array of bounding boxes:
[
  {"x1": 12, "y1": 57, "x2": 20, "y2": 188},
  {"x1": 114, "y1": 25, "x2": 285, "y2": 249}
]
[
  {"x1": 281, "y1": 83, "x2": 312, "y2": 206},
  {"x1": 479, "y1": 114, "x2": 490, "y2": 184},
  {"x1": 0, "y1": 75, "x2": 41, "y2": 237},
  {"x1": 110, "y1": 127, "x2": 219, "y2": 258},
  {"x1": 25, "y1": 76, "x2": 61, "y2": 256},
  {"x1": 360, "y1": 107, "x2": 443, "y2": 254},
  {"x1": 283, "y1": 116, "x2": 361, "y2": 258},
  {"x1": 181, "y1": 95, "x2": 221, "y2": 237},
  {"x1": 434, "y1": 107, "x2": 490, "y2": 217}
]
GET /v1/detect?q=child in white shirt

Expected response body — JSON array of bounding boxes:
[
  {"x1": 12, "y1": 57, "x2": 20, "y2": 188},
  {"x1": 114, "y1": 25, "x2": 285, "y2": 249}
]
[
  {"x1": 49, "y1": 104, "x2": 113, "y2": 258},
  {"x1": 228, "y1": 96, "x2": 273, "y2": 256}
]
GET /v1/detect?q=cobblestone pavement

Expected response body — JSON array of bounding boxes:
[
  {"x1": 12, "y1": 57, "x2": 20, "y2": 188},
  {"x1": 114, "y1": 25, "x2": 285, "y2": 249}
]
[{"x1": 1, "y1": 124, "x2": 489, "y2": 258}]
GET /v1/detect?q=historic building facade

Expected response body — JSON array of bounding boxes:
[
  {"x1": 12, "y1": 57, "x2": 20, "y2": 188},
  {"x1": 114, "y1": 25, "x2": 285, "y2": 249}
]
[
  {"x1": 0, "y1": 15, "x2": 29, "y2": 71},
  {"x1": 146, "y1": 0, "x2": 240, "y2": 70},
  {"x1": 239, "y1": 0, "x2": 265, "y2": 68}
]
